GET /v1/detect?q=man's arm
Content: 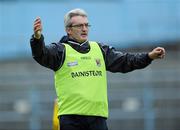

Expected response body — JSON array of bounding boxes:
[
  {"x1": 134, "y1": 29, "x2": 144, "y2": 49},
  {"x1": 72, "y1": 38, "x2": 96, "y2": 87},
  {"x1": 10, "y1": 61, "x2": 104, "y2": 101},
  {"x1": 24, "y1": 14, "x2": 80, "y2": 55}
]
[
  {"x1": 98, "y1": 43, "x2": 165, "y2": 73},
  {"x1": 30, "y1": 17, "x2": 65, "y2": 71}
]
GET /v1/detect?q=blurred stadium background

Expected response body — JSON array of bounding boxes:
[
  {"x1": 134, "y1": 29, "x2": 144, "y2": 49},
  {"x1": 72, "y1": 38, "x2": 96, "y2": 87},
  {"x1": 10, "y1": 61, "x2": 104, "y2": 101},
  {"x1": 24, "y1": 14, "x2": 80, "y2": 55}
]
[{"x1": 0, "y1": 0, "x2": 180, "y2": 130}]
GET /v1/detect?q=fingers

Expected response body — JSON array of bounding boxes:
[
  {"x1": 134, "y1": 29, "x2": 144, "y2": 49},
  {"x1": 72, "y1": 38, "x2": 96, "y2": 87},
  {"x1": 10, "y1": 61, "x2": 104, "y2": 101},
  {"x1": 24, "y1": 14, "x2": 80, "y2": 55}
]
[
  {"x1": 34, "y1": 17, "x2": 42, "y2": 33},
  {"x1": 154, "y1": 47, "x2": 165, "y2": 59},
  {"x1": 33, "y1": 17, "x2": 42, "y2": 39},
  {"x1": 149, "y1": 47, "x2": 166, "y2": 60},
  {"x1": 155, "y1": 47, "x2": 165, "y2": 53}
]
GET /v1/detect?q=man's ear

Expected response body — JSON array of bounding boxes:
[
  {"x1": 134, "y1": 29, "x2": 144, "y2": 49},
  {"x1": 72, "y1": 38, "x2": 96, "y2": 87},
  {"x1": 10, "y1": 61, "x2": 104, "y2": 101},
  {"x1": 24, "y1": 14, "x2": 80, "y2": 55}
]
[{"x1": 66, "y1": 27, "x2": 71, "y2": 35}]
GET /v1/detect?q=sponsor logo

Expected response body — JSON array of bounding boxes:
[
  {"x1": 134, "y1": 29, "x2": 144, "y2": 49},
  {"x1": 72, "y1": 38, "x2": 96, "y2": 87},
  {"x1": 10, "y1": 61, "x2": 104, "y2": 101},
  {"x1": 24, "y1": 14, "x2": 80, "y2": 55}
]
[
  {"x1": 71, "y1": 70, "x2": 102, "y2": 78},
  {"x1": 67, "y1": 61, "x2": 78, "y2": 67},
  {"x1": 81, "y1": 56, "x2": 91, "y2": 60}
]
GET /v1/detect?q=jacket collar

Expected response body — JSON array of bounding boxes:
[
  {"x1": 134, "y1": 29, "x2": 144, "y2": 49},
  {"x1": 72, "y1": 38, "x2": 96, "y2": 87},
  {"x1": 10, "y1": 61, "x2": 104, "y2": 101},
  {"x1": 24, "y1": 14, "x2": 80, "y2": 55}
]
[
  {"x1": 59, "y1": 36, "x2": 90, "y2": 53},
  {"x1": 60, "y1": 35, "x2": 89, "y2": 46}
]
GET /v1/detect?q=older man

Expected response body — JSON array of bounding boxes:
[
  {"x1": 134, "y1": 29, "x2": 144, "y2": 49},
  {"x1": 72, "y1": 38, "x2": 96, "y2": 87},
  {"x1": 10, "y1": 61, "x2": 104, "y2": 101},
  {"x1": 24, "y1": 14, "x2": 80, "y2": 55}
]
[{"x1": 30, "y1": 8, "x2": 165, "y2": 130}]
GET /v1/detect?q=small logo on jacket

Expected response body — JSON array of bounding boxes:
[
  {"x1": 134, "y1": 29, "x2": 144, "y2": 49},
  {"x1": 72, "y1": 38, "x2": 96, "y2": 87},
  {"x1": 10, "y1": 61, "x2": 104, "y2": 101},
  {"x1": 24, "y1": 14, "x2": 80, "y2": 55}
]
[
  {"x1": 95, "y1": 59, "x2": 101, "y2": 67},
  {"x1": 67, "y1": 61, "x2": 78, "y2": 67}
]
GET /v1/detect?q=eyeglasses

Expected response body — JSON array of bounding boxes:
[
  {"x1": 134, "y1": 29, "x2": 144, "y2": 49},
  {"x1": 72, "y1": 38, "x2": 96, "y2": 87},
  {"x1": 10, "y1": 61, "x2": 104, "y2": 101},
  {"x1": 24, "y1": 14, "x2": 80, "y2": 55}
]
[{"x1": 68, "y1": 23, "x2": 91, "y2": 29}]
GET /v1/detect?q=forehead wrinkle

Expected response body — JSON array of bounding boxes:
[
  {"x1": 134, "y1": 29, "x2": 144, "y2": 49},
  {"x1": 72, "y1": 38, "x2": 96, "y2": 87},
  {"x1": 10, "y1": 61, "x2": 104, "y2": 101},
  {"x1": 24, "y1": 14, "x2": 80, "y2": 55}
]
[{"x1": 70, "y1": 16, "x2": 88, "y2": 25}]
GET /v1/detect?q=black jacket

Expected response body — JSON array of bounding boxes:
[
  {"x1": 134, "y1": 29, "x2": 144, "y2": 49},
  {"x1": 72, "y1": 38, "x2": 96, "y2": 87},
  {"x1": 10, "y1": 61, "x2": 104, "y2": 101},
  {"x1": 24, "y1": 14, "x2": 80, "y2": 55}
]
[{"x1": 30, "y1": 35, "x2": 152, "y2": 72}]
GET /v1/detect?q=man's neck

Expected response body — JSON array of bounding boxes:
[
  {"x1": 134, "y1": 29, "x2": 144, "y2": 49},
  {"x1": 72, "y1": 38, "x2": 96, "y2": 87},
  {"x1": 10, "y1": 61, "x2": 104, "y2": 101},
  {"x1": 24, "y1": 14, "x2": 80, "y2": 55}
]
[
  {"x1": 68, "y1": 40, "x2": 88, "y2": 46},
  {"x1": 68, "y1": 37, "x2": 87, "y2": 46},
  {"x1": 60, "y1": 35, "x2": 88, "y2": 46}
]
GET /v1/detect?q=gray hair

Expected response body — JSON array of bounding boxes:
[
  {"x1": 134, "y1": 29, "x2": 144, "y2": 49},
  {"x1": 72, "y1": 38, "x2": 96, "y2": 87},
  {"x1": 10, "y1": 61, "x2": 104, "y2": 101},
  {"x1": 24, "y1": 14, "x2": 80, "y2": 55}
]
[{"x1": 64, "y1": 8, "x2": 88, "y2": 28}]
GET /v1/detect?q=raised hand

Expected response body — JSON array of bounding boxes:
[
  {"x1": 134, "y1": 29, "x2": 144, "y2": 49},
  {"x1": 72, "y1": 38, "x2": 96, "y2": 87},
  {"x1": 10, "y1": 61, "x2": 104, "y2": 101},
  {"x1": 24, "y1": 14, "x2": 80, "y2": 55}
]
[{"x1": 33, "y1": 17, "x2": 42, "y2": 39}]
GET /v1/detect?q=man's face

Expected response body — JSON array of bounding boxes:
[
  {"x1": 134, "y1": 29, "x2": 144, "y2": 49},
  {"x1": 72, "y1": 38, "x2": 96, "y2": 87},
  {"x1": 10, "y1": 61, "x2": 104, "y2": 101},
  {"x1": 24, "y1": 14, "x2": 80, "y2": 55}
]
[{"x1": 66, "y1": 16, "x2": 89, "y2": 43}]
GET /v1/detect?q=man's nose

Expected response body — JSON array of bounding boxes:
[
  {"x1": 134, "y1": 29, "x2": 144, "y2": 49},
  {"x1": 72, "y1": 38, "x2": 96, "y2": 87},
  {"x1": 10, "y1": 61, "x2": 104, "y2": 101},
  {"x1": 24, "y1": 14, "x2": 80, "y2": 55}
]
[{"x1": 82, "y1": 25, "x2": 88, "y2": 31}]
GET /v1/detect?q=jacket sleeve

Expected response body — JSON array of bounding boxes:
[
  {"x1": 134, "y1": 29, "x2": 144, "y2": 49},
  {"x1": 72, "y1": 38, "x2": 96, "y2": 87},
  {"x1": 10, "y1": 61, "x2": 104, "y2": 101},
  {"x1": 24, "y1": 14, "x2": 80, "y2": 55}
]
[
  {"x1": 30, "y1": 35, "x2": 65, "y2": 71},
  {"x1": 98, "y1": 43, "x2": 153, "y2": 73}
]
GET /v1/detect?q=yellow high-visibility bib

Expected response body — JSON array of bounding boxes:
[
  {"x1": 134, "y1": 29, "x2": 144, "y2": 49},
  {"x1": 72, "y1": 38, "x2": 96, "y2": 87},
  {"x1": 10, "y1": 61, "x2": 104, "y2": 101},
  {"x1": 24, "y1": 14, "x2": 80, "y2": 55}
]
[{"x1": 55, "y1": 41, "x2": 108, "y2": 118}]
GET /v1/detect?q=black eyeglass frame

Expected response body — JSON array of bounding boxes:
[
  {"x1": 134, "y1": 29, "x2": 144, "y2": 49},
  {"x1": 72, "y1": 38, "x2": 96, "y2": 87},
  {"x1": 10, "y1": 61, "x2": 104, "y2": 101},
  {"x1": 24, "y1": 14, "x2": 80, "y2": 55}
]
[{"x1": 68, "y1": 23, "x2": 91, "y2": 29}]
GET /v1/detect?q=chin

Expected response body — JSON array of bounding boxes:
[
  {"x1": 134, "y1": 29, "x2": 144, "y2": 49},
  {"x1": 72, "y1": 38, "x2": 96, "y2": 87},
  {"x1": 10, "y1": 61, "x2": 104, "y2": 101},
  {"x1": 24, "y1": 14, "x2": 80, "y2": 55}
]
[{"x1": 80, "y1": 38, "x2": 87, "y2": 43}]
